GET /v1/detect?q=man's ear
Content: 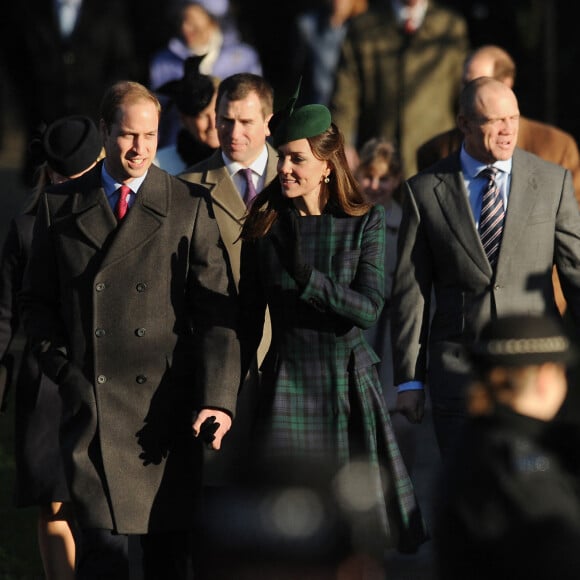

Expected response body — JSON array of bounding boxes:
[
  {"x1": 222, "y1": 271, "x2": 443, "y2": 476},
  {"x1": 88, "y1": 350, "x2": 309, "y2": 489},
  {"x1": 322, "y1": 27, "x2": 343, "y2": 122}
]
[{"x1": 265, "y1": 113, "x2": 273, "y2": 137}]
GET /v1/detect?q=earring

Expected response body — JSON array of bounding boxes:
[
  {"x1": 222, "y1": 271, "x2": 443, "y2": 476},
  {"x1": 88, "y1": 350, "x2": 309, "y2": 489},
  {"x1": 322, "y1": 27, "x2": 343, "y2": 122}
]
[{"x1": 324, "y1": 176, "x2": 330, "y2": 184}]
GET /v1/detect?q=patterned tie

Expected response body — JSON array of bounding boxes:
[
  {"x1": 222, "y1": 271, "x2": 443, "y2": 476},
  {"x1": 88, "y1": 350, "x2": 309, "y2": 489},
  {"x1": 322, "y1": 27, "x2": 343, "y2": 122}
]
[
  {"x1": 239, "y1": 168, "x2": 257, "y2": 207},
  {"x1": 115, "y1": 184, "x2": 131, "y2": 220},
  {"x1": 478, "y1": 166, "x2": 505, "y2": 269}
]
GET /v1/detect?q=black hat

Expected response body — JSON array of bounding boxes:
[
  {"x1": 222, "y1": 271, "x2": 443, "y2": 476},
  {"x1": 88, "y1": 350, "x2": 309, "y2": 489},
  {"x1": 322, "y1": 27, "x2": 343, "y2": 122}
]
[
  {"x1": 470, "y1": 314, "x2": 578, "y2": 369},
  {"x1": 41, "y1": 115, "x2": 101, "y2": 177},
  {"x1": 156, "y1": 55, "x2": 216, "y2": 117},
  {"x1": 270, "y1": 78, "x2": 332, "y2": 148}
]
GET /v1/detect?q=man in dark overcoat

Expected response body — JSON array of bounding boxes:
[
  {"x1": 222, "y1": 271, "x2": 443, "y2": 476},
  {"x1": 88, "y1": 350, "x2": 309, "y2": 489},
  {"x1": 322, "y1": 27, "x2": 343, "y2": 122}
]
[{"x1": 20, "y1": 80, "x2": 241, "y2": 579}]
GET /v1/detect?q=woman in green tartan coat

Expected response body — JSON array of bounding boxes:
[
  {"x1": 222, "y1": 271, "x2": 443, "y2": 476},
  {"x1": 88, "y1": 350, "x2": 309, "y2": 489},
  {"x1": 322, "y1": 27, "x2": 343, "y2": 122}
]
[{"x1": 237, "y1": 93, "x2": 429, "y2": 561}]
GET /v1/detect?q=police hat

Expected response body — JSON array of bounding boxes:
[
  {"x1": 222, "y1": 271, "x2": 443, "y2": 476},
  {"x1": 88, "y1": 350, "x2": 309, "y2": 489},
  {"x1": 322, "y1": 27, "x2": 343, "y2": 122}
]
[{"x1": 470, "y1": 314, "x2": 578, "y2": 368}]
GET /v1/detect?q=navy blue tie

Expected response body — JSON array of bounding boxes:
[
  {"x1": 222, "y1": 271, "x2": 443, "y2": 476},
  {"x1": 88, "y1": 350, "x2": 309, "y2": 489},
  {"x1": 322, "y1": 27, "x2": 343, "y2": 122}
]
[{"x1": 478, "y1": 166, "x2": 505, "y2": 269}]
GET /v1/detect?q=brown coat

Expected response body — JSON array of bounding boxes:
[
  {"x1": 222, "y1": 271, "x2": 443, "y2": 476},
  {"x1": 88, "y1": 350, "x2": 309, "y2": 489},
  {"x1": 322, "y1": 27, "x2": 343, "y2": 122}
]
[
  {"x1": 20, "y1": 163, "x2": 241, "y2": 533},
  {"x1": 415, "y1": 116, "x2": 580, "y2": 315},
  {"x1": 329, "y1": 1, "x2": 469, "y2": 178}
]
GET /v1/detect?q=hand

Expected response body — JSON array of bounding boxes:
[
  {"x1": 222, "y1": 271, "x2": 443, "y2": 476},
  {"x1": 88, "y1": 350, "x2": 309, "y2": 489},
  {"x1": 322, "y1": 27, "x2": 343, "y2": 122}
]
[
  {"x1": 395, "y1": 390, "x2": 425, "y2": 424},
  {"x1": 270, "y1": 208, "x2": 312, "y2": 286},
  {"x1": 192, "y1": 408, "x2": 232, "y2": 450}
]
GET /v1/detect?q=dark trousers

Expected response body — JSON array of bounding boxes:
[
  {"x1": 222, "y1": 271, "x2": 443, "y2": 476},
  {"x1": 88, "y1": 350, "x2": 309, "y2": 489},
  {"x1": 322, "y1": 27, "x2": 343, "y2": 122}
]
[{"x1": 75, "y1": 527, "x2": 191, "y2": 580}]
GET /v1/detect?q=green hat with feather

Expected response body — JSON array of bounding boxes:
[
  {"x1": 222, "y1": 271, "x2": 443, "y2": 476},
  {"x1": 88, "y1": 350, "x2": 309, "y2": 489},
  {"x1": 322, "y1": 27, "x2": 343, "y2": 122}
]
[{"x1": 270, "y1": 78, "x2": 332, "y2": 148}]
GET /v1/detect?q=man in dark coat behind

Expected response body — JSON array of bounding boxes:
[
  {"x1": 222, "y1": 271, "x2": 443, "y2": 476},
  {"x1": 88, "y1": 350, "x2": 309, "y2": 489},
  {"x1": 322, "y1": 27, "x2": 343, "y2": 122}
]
[{"x1": 20, "y1": 80, "x2": 241, "y2": 579}]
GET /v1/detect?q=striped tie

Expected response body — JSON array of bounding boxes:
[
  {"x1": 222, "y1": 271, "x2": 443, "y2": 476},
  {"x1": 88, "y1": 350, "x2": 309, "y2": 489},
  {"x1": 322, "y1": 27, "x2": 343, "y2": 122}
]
[{"x1": 478, "y1": 166, "x2": 504, "y2": 269}]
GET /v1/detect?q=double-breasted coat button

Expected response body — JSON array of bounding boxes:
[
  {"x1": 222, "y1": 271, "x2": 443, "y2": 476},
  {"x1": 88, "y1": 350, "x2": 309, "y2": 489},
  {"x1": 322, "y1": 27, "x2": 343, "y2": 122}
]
[
  {"x1": 95, "y1": 282, "x2": 106, "y2": 292},
  {"x1": 136, "y1": 283, "x2": 147, "y2": 292},
  {"x1": 97, "y1": 375, "x2": 106, "y2": 384},
  {"x1": 136, "y1": 375, "x2": 147, "y2": 384},
  {"x1": 135, "y1": 328, "x2": 146, "y2": 337},
  {"x1": 95, "y1": 328, "x2": 106, "y2": 337}
]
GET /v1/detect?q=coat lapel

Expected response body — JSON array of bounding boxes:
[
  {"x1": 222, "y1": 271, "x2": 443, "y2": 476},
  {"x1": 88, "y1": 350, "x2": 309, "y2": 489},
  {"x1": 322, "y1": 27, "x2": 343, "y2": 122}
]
[
  {"x1": 72, "y1": 168, "x2": 117, "y2": 249},
  {"x1": 203, "y1": 143, "x2": 279, "y2": 222},
  {"x1": 433, "y1": 157, "x2": 492, "y2": 277},
  {"x1": 75, "y1": 166, "x2": 169, "y2": 268}
]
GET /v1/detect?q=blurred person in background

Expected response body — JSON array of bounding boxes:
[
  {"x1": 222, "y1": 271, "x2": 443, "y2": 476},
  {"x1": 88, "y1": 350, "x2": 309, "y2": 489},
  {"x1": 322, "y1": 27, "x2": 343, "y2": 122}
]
[
  {"x1": 329, "y1": 0, "x2": 469, "y2": 176},
  {"x1": 149, "y1": 0, "x2": 262, "y2": 148},
  {"x1": 354, "y1": 137, "x2": 419, "y2": 473},
  {"x1": 5, "y1": 0, "x2": 137, "y2": 186},
  {"x1": 154, "y1": 56, "x2": 220, "y2": 174},
  {"x1": 0, "y1": 115, "x2": 103, "y2": 580},
  {"x1": 292, "y1": 0, "x2": 368, "y2": 106}
]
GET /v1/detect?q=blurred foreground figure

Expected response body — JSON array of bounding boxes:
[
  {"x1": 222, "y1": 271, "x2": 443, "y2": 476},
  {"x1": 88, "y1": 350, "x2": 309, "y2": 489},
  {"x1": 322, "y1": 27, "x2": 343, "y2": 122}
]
[{"x1": 434, "y1": 314, "x2": 580, "y2": 580}]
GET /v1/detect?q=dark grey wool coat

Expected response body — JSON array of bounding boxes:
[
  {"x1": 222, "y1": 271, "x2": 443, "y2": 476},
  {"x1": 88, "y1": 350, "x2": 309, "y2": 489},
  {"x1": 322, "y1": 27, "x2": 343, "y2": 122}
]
[{"x1": 20, "y1": 162, "x2": 241, "y2": 534}]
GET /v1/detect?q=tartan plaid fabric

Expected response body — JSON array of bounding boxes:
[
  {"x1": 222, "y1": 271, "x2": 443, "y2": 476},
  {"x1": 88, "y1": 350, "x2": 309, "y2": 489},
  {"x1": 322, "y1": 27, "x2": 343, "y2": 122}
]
[{"x1": 239, "y1": 204, "x2": 429, "y2": 550}]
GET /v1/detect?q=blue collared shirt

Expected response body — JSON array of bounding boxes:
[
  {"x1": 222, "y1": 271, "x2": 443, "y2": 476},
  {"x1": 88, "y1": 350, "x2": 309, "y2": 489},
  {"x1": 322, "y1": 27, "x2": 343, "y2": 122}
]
[
  {"x1": 460, "y1": 145, "x2": 512, "y2": 226},
  {"x1": 101, "y1": 165, "x2": 147, "y2": 213}
]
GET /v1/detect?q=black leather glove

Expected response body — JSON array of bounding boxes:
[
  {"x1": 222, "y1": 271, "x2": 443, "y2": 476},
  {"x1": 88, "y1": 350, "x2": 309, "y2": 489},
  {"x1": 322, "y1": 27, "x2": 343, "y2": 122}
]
[{"x1": 270, "y1": 207, "x2": 312, "y2": 287}]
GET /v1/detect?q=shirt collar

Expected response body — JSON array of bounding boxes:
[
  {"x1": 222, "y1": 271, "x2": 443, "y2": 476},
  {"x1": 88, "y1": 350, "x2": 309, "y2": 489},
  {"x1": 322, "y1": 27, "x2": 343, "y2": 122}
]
[
  {"x1": 460, "y1": 144, "x2": 513, "y2": 179},
  {"x1": 101, "y1": 164, "x2": 147, "y2": 197},
  {"x1": 222, "y1": 145, "x2": 269, "y2": 180},
  {"x1": 392, "y1": 0, "x2": 428, "y2": 29}
]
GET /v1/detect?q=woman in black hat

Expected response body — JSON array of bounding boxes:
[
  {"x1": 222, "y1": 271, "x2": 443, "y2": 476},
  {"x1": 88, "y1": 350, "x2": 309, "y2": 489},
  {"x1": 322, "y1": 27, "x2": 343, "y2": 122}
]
[
  {"x1": 0, "y1": 115, "x2": 103, "y2": 579},
  {"x1": 154, "y1": 56, "x2": 220, "y2": 174},
  {"x1": 236, "y1": 86, "x2": 429, "y2": 574},
  {"x1": 433, "y1": 314, "x2": 580, "y2": 579}
]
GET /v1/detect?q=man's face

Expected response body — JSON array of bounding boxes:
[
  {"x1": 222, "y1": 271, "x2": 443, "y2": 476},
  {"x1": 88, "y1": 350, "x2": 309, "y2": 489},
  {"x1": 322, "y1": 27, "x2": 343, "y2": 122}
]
[
  {"x1": 101, "y1": 98, "x2": 159, "y2": 182},
  {"x1": 216, "y1": 91, "x2": 272, "y2": 165},
  {"x1": 459, "y1": 83, "x2": 519, "y2": 165}
]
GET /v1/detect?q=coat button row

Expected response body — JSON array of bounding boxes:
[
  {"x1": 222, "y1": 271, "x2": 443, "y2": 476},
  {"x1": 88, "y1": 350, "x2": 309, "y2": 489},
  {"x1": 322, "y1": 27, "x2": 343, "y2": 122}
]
[
  {"x1": 94, "y1": 328, "x2": 146, "y2": 337},
  {"x1": 95, "y1": 283, "x2": 148, "y2": 292},
  {"x1": 96, "y1": 375, "x2": 148, "y2": 384}
]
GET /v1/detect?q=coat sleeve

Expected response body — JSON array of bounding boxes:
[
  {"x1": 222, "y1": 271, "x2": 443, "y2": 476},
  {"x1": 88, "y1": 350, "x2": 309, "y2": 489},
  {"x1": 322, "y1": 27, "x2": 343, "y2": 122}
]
[
  {"x1": 554, "y1": 169, "x2": 580, "y2": 327},
  {"x1": 19, "y1": 194, "x2": 71, "y2": 382},
  {"x1": 299, "y1": 205, "x2": 385, "y2": 330},
  {"x1": 188, "y1": 193, "x2": 241, "y2": 414},
  {"x1": 238, "y1": 238, "x2": 267, "y2": 380},
  {"x1": 390, "y1": 182, "x2": 433, "y2": 386}
]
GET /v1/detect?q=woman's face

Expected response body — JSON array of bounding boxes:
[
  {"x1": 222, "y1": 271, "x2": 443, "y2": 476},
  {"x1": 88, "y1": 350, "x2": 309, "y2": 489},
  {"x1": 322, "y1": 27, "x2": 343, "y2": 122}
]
[
  {"x1": 180, "y1": 5, "x2": 215, "y2": 49},
  {"x1": 355, "y1": 160, "x2": 401, "y2": 204},
  {"x1": 181, "y1": 91, "x2": 219, "y2": 148},
  {"x1": 277, "y1": 139, "x2": 330, "y2": 212}
]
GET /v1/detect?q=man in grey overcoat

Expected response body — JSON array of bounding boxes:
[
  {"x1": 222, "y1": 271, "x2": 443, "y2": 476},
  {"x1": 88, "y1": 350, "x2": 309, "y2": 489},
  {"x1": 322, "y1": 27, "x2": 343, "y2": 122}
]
[{"x1": 20, "y1": 81, "x2": 241, "y2": 579}]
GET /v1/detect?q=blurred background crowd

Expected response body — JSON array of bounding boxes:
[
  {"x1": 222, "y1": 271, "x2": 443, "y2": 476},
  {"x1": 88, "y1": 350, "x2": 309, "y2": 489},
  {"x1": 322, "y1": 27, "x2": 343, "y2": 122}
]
[{"x1": 0, "y1": 1, "x2": 577, "y2": 185}]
